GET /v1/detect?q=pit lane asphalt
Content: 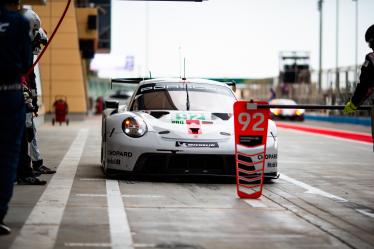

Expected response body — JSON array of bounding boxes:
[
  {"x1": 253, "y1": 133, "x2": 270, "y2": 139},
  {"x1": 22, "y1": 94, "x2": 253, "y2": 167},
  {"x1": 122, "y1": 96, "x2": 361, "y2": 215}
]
[{"x1": 1, "y1": 116, "x2": 373, "y2": 249}]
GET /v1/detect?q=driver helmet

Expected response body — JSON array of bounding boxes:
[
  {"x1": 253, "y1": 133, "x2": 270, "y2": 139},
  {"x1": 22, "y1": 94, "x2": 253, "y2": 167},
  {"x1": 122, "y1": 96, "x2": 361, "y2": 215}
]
[
  {"x1": 20, "y1": 8, "x2": 48, "y2": 55},
  {"x1": 365, "y1": 24, "x2": 374, "y2": 49},
  {"x1": 20, "y1": 8, "x2": 41, "y2": 40}
]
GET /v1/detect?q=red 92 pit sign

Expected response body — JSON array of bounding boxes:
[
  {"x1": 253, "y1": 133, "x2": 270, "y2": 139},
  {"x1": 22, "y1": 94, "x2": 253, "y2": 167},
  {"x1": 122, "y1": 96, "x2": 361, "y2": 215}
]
[{"x1": 233, "y1": 101, "x2": 270, "y2": 199}]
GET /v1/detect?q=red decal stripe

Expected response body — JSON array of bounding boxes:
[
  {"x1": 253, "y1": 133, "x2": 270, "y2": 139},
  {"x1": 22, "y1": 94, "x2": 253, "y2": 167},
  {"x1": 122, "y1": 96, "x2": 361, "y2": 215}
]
[{"x1": 277, "y1": 122, "x2": 372, "y2": 143}]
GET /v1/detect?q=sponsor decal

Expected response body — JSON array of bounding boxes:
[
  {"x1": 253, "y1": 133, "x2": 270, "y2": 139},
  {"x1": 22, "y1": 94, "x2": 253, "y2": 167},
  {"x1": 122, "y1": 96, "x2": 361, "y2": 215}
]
[
  {"x1": 108, "y1": 151, "x2": 133, "y2": 158},
  {"x1": 239, "y1": 135, "x2": 263, "y2": 147},
  {"x1": 0, "y1": 23, "x2": 10, "y2": 32},
  {"x1": 172, "y1": 120, "x2": 185, "y2": 124},
  {"x1": 258, "y1": 154, "x2": 278, "y2": 160},
  {"x1": 107, "y1": 158, "x2": 120, "y2": 165},
  {"x1": 175, "y1": 141, "x2": 219, "y2": 148},
  {"x1": 174, "y1": 112, "x2": 209, "y2": 121},
  {"x1": 267, "y1": 162, "x2": 277, "y2": 168},
  {"x1": 186, "y1": 120, "x2": 202, "y2": 135},
  {"x1": 139, "y1": 83, "x2": 229, "y2": 95}
]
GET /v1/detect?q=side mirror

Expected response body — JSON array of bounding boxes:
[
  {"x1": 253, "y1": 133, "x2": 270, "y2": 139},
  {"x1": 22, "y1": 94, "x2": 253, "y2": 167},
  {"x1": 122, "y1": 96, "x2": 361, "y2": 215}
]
[{"x1": 105, "y1": 100, "x2": 119, "y2": 110}]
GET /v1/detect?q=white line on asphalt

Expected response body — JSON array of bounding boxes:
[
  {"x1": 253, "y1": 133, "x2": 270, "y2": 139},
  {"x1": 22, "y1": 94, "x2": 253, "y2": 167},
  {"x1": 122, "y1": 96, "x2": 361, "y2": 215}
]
[
  {"x1": 80, "y1": 178, "x2": 105, "y2": 181},
  {"x1": 10, "y1": 129, "x2": 89, "y2": 249},
  {"x1": 122, "y1": 195, "x2": 163, "y2": 198},
  {"x1": 76, "y1": 194, "x2": 107, "y2": 197},
  {"x1": 244, "y1": 199, "x2": 267, "y2": 208},
  {"x1": 64, "y1": 243, "x2": 158, "y2": 248},
  {"x1": 280, "y1": 160, "x2": 373, "y2": 166},
  {"x1": 356, "y1": 209, "x2": 374, "y2": 219},
  {"x1": 65, "y1": 243, "x2": 111, "y2": 247},
  {"x1": 106, "y1": 180, "x2": 134, "y2": 249},
  {"x1": 280, "y1": 174, "x2": 348, "y2": 202},
  {"x1": 76, "y1": 193, "x2": 164, "y2": 198},
  {"x1": 133, "y1": 244, "x2": 157, "y2": 248}
]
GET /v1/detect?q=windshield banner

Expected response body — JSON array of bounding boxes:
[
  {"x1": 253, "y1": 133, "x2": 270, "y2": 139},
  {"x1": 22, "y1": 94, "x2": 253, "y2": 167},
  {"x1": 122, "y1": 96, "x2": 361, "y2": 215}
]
[{"x1": 233, "y1": 101, "x2": 270, "y2": 199}]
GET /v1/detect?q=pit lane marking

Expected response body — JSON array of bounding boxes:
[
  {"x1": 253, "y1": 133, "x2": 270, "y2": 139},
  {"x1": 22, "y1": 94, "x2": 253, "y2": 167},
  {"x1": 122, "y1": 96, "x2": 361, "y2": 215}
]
[
  {"x1": 76, "y1": 193, "x2": 164, "y2": 198},
  {"x1": 64, "y1": 243, "x2": 157, "y2": 248},
  {"x1": 10, "y1": 129, "x2": 89, "y2": 249},
  {"x1": 244, "y1": 199, "x2": 267, "y2": 208},
  {"x1": 79, "y1": 178, "x2": 105, "y2": 181},
  {"x1": 280, "y1": 174, "x2": 348, "y2": 202},
  {"x1": 65, "y1": 243, "x2": 111, "y2": 247},
  {"x1": 280, "y1": 160, "x2": 373, "y2": 166},
  {"x1": 356, "y1": 209, "x2": 374, "y2": 219},
  {"x1": 281, "y1": 174, "x2": 374, "y2": 220},
  {"x1": 106, "y1": 180, "x2": 134, "y2": 249}
]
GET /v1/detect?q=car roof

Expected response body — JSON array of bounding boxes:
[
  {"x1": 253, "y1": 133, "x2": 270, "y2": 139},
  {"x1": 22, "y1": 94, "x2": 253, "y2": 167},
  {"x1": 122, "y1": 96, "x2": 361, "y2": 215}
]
[
  {"x1": 139, "y1": 78, "x2": 231, "y2": 88},
  {"x1": 270, "y1": 98, "x2": 297, "y2": 104}
]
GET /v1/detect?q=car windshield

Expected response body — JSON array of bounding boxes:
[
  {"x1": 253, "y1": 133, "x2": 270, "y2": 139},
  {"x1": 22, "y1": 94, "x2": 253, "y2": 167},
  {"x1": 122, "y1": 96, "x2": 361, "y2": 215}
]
[
  {"x1": 130, "y1": 82, "x2": 236, "y2": 112},
  {"x1": 270, "y1": 99, "x2": 297, "y2": 105}
]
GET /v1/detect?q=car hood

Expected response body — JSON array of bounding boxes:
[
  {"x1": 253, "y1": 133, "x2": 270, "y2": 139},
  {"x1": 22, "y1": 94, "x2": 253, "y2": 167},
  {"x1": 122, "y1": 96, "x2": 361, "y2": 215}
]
[{"x1": 138, "y1": 111, "x2": 234, "y2": 141}]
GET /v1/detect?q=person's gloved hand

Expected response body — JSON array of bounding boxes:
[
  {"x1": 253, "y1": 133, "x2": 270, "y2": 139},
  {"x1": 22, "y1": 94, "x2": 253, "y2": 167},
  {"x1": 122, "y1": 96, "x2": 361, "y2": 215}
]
[{"x1": 343, "y1": 100, "x2": 357, "y2": 114}]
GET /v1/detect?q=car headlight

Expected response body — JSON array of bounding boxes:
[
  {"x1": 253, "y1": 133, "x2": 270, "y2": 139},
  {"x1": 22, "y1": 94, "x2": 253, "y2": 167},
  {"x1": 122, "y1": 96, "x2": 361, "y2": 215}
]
[
  {"x1": 271, "y1": 108, "x2": 281, "y2": 115},
  {"x1": 295, "y1": 109, "x2": 304, "y2": 116},
  {"x1": 122, "y1": 116, "x2": 147, "y2": 138}
]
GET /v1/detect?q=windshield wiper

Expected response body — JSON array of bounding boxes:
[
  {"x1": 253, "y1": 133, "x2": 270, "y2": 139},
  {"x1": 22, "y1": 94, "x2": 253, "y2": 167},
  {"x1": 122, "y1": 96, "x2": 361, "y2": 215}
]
[{"x1": 185, "y1": 83, "x2": 190, "y2": 111}]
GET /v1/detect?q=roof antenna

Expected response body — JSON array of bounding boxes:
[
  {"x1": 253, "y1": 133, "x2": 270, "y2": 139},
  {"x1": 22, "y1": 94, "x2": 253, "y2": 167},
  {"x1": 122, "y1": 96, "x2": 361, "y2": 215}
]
[
  {"x1": 182, "y1": 58, "x2": 186, "y2": 80},
  {"x1": 179, "y1": 46, "x2": 182, "y2": 79},
  {"x1": 149, "y1": 71, "x2": 152, "y2": 79}
]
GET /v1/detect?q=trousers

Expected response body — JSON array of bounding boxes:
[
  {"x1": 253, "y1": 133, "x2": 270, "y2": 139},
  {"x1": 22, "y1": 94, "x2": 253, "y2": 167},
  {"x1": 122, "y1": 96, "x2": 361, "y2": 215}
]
[{"x1": 0, "y1": 90, "x2": 25, "y2": 222}]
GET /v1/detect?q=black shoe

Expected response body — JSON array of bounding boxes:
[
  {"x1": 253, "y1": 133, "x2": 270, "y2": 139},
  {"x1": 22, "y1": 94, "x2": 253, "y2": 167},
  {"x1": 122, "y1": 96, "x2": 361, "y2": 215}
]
[
  {"x1": 0, "y1": 222, "x2": 11, "y2": 235},
  {"x1": 33, "y1": 165, "x2": 56, "y2": 174},
  {"x1": 32, "y1": 170, "x2": 42, "y2": 177},
  {"x1": 17, "y1": 176, "x2": 47, "y2": 185}
]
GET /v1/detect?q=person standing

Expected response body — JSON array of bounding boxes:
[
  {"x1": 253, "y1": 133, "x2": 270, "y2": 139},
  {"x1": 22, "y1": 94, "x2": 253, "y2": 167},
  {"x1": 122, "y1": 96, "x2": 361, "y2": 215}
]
[
  {"x1": 0, "y1": 0, "x2": 32, "y2": 235},
  {"x1": 344, "y1": 24, "x2": 374, "y2": 113},
  {"x1": 16, "y1": 8, "x2": 55, "y2": 185},
  {"x1": 344, "y1": 24, "x2": 374, "y2": 151}
]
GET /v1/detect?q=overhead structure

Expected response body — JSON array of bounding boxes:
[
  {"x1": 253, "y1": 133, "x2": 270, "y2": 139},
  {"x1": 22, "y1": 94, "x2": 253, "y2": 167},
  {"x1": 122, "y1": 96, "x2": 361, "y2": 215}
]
[{"x1": 279, "y1": 51, "x2": 311, "y2": 84}]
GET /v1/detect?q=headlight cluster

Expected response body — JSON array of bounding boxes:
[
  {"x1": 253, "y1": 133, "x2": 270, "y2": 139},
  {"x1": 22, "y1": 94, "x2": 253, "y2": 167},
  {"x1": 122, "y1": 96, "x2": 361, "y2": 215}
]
[
  {"x1": 122, "y1": 116, "x2": 147, "y2": 138},
  {"x1": 295, "y1": 109, "x2": 304, "y2": 116}
]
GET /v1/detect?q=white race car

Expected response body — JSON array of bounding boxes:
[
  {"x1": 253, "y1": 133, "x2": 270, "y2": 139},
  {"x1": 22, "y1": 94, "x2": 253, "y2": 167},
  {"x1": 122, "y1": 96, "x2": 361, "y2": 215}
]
[{"x1": 101, "y1": 78, "x2": 278, "y2": 179}]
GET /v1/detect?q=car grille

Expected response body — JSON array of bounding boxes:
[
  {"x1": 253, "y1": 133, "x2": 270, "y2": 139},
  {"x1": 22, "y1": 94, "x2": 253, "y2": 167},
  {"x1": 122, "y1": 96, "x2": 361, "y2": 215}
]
[{"x1": 133, "y1": 153, "x2": 236, "y2": 175}]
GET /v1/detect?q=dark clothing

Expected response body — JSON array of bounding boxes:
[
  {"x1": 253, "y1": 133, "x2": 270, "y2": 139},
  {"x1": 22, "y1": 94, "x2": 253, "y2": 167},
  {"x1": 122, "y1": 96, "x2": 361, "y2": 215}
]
[
  {"x1": 0, "y1": 5, "x2": 32, "y2": 83},
  {"x1": 351, "y1": 52, "x2": 374, "y2": 106},
  {"x1": 17, "y1": 130, "x2": 33, "y2": 178},
  {"x1": 0, "y1": 5, "x2": 31, "y2": 223},
  {"x1": 0, "y1": 90, "x2": 25, "y2": 222}
]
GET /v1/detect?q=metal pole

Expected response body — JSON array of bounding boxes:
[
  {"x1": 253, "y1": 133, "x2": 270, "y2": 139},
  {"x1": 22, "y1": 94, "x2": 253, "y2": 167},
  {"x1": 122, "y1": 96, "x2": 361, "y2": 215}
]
[
  {"x1": 318, "y1": 0, "x2": 323, "y2": 93},
  {"x1": 335, "y1": 0, "x2": 340, "y2": 97},
  {"x1": 353, "y1": 0, "x2": 359, "y2": 84},
  {"x1": 145, "y1": 2, "x2": 149, "y2": 74}
]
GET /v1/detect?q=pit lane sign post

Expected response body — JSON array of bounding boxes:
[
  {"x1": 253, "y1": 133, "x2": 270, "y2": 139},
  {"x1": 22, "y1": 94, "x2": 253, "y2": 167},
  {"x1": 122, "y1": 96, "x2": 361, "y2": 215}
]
[{"x1": 233, "y1": 101, "x2": 270, "y2": 199}]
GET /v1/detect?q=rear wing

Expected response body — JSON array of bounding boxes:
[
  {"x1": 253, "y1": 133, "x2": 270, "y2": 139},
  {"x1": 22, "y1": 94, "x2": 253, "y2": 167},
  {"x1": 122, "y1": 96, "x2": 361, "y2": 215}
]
[
  {"x1": 225, "y1": 81, "x2": 236, "y2": 92},
  {"x1": 110, "y1": 78, "x2": 151, "y2": 89}
]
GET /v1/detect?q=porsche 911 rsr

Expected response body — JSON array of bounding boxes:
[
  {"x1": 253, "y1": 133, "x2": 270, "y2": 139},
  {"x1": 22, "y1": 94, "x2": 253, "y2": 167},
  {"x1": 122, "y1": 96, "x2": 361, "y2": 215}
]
[
  {"x1": 101, "y1": 78, "x2": 278, "y2": 179},
  {"x1": 270, "y1": 98, "x2": 305, "y2": 121}
]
